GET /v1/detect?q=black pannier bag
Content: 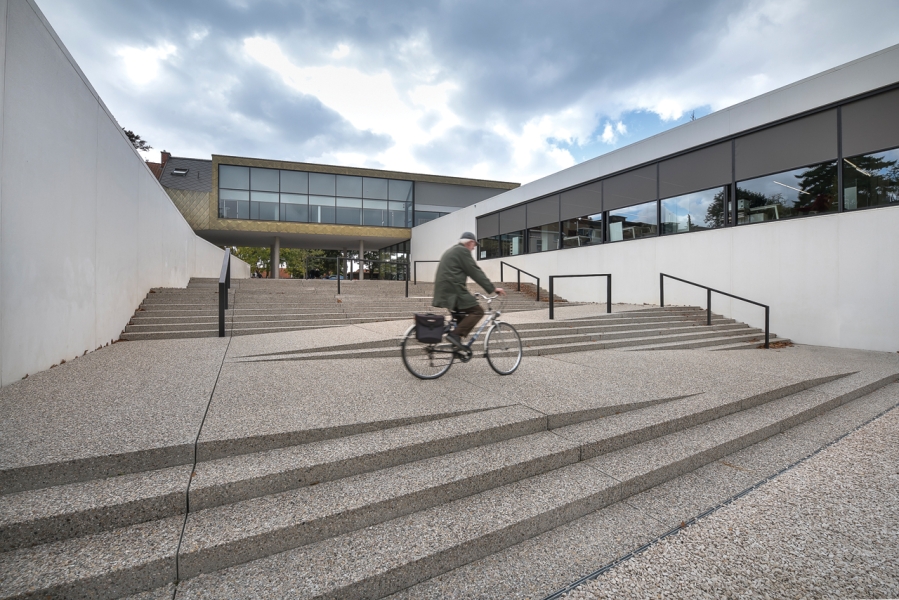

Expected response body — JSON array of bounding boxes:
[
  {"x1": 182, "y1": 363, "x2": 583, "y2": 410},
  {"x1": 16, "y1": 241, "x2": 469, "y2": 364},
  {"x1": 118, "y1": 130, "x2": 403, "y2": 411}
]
[{"x1": 414, "y1": 313, "x2": 445, "y2": 344}]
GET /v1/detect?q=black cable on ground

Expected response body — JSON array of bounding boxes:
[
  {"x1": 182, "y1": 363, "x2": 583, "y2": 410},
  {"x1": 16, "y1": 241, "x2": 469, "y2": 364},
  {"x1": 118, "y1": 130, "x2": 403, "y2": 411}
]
[
  {"x1": 170, "y1": 286, "x2": 237, "y2": 599},
  {"x1": 542, "y1": 399, "x2": 899, "y2": 600}
]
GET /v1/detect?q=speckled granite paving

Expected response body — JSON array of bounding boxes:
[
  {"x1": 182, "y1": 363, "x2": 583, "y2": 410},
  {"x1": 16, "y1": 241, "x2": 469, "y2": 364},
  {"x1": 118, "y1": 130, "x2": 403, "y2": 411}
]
[
  {"x1": 558, "y1": 392, "x2": 899, "y2": 600},
  {"x1": 0, "y1": 303, "x2": 896, "y2": 600}
]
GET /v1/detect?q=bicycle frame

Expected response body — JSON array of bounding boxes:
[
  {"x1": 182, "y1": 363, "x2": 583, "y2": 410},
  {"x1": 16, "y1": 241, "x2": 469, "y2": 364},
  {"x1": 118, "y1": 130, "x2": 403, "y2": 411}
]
[{"x1": 457, "y1": 294, "x2": 502, "y2": 347}]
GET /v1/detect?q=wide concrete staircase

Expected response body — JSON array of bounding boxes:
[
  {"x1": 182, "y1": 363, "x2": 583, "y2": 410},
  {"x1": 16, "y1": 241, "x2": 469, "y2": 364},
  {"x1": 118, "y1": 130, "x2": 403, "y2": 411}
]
[
  {"x1": 121, "y1": 279, "x2": 559, "y2": 341},
  {"x1": 233, "y1": 306, "x2": 786, "y2": 364},
  {"x1": 2, "y1": 371, "x2": 897, "y2": 599}
]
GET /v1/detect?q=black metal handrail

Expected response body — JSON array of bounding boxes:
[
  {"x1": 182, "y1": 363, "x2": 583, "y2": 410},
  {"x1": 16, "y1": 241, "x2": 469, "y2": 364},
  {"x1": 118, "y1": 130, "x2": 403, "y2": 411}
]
[
  {"x1": 218, "y1": 250, "x2": 231, "y2": 338},
  {"x1": 500, "y1": 261, "x2": 541, "y2": 302},
  {"x1": 548, "y1": 274, "x2": 612, "y2": 319},
  {"x1": 660, "y1": 273, "x2": 769, "y2": 348},
  {"x1": 413, "y1": 260, "x2": 440, "y2": 285}
]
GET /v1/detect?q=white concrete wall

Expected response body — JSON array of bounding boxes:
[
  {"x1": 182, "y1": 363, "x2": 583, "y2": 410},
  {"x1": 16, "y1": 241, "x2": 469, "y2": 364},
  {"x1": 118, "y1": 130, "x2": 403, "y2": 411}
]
[
  {"x1": 0, "y1": 0, "x2": 247, "y2": 386},
  {"x1": 412, "y1": 206, "x2": 899, "y2": 353}
]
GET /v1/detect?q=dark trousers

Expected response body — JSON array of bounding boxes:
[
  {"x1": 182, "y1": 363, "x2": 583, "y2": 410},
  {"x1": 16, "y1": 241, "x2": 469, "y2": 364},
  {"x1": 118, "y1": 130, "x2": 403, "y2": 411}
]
[{"x1": 454, "y1": 304, "x2": 484, "y2": 338}]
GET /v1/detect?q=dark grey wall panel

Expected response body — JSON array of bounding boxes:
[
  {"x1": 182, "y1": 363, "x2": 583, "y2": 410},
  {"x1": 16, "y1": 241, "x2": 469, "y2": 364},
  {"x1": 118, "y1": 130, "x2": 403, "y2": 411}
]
[
  {"x1": 499, "y1": 205, "x2": 527, "y2": 234},
  {"x1": 560, "y1": 181, "x2": 602, "y2": 220},
  {"x1": 659, "y1": 142, "x2": 732, "y2": 199},
  {"x1": 527, "y1": 195, "x2": 560, "y2": 228},
  {"x1": 603, "y1": 164, "x2": 657, "y2": 211},
  {"x1": 477, "y1": 213, "x2": 499, "y2": 239},
  {"x1": 735, "y1": 109, "x2": 837, "y2": 181},
  {"x1": 415, "y1": 182, "x2": 508, "y2": 209},
  {"x1": 842, "y1": 88, "x2": 899, "y2": 157}
]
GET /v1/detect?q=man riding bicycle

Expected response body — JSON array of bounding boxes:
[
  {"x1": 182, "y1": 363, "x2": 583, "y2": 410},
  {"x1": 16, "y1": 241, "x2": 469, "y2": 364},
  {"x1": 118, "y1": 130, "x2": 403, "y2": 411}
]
[{"x1": 432, "y1": 232, "x2": 505, "y2": 349}]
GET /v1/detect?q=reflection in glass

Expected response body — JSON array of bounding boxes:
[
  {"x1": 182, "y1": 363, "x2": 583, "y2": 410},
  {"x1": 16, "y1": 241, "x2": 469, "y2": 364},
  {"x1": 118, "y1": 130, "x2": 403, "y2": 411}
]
[
  {"x1": 309, "y1": 195, "x2": 335, "y2": 223},
  {"x1": 389, "y1": 180, "x2": 413, "y2": 202},
  {"x1": 500, "y1": 231, "x2": 525, "y2": 256},
  {"x1": 219, "y1": 188, "x2": 249, "y2": 219},
  {"x1": 250, "y1": 168, "x2": 279, "y2": 192},
  {"x1": 219, "y1": 165, "x2": 249, "y2": 190},
  {"x1": 737, "y1": 161, "x2": 837, "y2": 224},
  {"x1": 527, "y1": 222, "x2": 560, "y2": 253},
  {"x1": 842, "y1": 147, "x2": 899, "y2": 210},
  {"x1": 279, "y1": 193, "x2": 307, "y2": 222},
  {"x1": 280, "y1": 170, "x2": 308, "y2": 194},
  {"x1": 661, "y1": 187, "x2": 726, "y2": 234},
  {"x1": 336, "y1": 198, "x2": 362, "y2": 225},
  {"x1": 309, "y1": 173, "x2": 336, "y2": 196},
  {"x1": 561, "y1": 214, "x2": 602, "y2": 247},
  {"x1": 250, "y1": 191, "x2": 279, "y2": 221},
  {"x1": 336, "y1": 175, "x2": 362, "y2": 198},
  {"x1": 388, "y1": 201, "x2": 410, "y2": 227},
  {"x1": 414, "y1": 211, "x2": 449, "y2": 226},
  {"x1": 363, "y1": 199, "x2": 388, "y2": 226},
  {"x1": 478, "y1": 236, "x2": 501, "y2": 260},
  {"x1": 607, "y1": 201, "x2": 658, "y2": 241},
  {"x1": 363, "y1": 177, "x2": 389, "y2": 199}
]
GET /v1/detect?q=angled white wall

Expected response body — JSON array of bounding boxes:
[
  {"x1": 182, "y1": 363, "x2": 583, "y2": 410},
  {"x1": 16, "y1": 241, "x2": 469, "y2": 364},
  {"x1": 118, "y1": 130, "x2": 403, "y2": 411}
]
[{"x1": 0, "y1": 0, "x2": 248, "y2": 386}]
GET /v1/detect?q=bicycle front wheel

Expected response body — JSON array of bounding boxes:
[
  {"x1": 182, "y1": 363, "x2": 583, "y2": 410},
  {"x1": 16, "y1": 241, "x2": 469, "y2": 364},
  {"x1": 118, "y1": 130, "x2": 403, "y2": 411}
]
[
  {"x1": 484, "y1": 321, "x2": 522, "y2": 375},
  {"x1": 401, "y1": 327, "x2": 455, "y2": 379}
]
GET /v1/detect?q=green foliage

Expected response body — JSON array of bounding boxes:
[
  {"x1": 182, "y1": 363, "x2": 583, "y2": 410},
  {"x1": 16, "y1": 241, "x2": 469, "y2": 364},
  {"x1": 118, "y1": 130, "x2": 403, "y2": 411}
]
[{"x1": 123, "y1": 128, "x2": 151, "y2": 151}]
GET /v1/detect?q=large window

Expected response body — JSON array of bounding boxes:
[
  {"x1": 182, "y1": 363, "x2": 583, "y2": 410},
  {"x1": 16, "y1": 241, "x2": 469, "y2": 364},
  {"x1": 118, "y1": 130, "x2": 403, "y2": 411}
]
[
  {"x1": 737, "y1": 161, "x2": 837, "y2": 224},
  {"x1": 561, "y1": 214, "x2": 602, "y2": 248},
  {"x1": 527, "y1": 223, "x2": 559, "y2": 253},
  {"x1": 608, "y1": 201, "x2": 657, "y2": 241},
  {"x1": 218, "y1": 164, "x2": 413, "y2": 227},
  {"x1": 842, "y1": 147, "x2": 899, "y2": 210},
  {"x1": 500, "y1": 231, "x2": 525, "y2": 256},
  {"x1": 661, "y1": 187, "x2": 726, "y2": 235},
  {"x1": 478, "y1": 236, "x2": 501, "y2": 259}
]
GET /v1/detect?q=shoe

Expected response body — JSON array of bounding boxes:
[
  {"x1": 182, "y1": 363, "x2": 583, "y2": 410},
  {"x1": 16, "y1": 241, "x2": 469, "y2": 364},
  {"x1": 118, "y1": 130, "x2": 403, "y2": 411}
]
[{"x1": 446, "y1": 332, "x2": 465, "y2": 349}]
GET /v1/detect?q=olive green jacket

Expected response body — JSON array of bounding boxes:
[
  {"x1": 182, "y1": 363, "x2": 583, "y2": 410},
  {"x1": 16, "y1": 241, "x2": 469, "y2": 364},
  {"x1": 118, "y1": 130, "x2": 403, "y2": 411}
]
[{"x1": 432, "y1": 243, "x2": 496, "y2": 311}]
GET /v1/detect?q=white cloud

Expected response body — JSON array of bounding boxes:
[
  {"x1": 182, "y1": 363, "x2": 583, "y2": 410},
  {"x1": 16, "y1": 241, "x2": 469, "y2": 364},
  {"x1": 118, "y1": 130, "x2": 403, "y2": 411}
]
[
  {"x1": 600, "y1": 120, "x2": 627, "y2": 144},
  {"x1": 116, "y1": 42, "x2": 176, "y2": 85},
  {"x1": 331, "y1": 43, "x2": 350, "y2": 59}
]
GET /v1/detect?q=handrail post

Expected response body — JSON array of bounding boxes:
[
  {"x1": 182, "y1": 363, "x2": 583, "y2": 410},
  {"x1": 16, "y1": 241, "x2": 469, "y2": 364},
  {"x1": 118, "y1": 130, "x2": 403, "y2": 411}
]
[
  {"x1": 549, "y1": 277, "x2": 554, "y2": 319},
  {"x1": 414, "y1": 261, "x2": 417, "y2": 285},
  {"x1": 500, "y1": 262, "x2": 504, "y2": 283},
  {"x1": 405, "y1": 263, "x2": 409, "y2": 298},
  {"x1": 218, "y1": 278, "x2": 225, "y2": 338},
  {"x1": 765, "y1": 307, "x2": 770, "y2": 349},
  {"x1": 707, "y1": 288, "x2": 712, "y2": 325},
  {"x1": 337, "y1": 256, "x2": 341, "y2": 295},
  {"x1": 607, "y1": 274, "x2": 612, "y2": 314},
  {"x1": 660, "y1": 273, "x2": 665, "y2": 307},
  {"x1": 536, "y1": 277, "x2": 540, "y2": 302},
  {"x1": 517, "y1": 270, "x2": 521, "y2": 292}
]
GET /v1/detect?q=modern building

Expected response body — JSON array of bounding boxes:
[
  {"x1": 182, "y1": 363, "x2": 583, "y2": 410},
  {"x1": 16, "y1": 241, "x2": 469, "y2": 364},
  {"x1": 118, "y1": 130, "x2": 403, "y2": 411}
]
[
  {"x1": 412, "y1": 44, "x2": 899, "y2": 352},
  {"x1": 159, "y1": 154, "x2": 517, "y2": 276}
]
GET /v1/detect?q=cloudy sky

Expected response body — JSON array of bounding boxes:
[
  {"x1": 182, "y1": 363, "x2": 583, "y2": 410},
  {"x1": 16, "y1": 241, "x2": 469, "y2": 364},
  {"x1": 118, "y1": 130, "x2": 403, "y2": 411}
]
[{"x1": 38, "y1": 0, "x2": 899, "y2": 184}]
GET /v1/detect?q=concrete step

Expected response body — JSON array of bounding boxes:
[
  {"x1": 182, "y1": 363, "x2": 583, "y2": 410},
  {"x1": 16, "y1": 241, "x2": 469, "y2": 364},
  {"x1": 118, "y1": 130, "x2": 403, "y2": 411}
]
[
  {"x1": 2, "y1": 373, "x2": 896, "y2": 599},
  {"x1": 168, "y1": 372, "x2": 898, "y2": 599}
]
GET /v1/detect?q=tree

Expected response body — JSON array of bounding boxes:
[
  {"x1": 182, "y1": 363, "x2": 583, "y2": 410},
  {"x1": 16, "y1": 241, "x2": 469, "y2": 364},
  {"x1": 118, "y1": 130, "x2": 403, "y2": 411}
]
[
  {"x1": 794, "y1": 162, "x2": 837, "y2": 214},
  {"x1": 123, "y1": 129, "x2": 151, "y2": 151},
  {"x1": 704, "y1": 189, "x2": 728, "y2": 228},
  {"x1": 231, "y1": 247, "x2": 270, "y2": 276}
]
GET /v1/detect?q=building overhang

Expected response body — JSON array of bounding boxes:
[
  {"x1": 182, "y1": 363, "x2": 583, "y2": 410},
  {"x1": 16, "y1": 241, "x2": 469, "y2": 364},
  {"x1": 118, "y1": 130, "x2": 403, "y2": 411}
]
[{"x1": 195, "y1": 221, "x2": 411, "y2": 250}]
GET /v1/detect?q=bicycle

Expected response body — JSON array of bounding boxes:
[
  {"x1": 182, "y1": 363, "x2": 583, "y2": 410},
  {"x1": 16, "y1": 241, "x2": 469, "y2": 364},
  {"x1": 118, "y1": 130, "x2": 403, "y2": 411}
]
[{"x1": 401, "y1": 293, "x2": 523, "y2": 379}]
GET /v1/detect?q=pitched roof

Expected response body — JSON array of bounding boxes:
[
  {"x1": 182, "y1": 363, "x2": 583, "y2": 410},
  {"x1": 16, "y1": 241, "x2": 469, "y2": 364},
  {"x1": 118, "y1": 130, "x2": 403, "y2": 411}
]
[{"x1": 159, "y1": 156, "x2": 212, "y2": 192}]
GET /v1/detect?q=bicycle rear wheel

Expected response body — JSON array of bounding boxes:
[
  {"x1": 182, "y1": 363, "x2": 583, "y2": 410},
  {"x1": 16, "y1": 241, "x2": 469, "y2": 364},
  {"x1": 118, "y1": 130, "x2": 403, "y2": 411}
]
[
  {"x1": 401, "y1": 327, "x2": 455, "y2": 379},
  {"x1": 484, "y1": 321, "x2": 522, "y2": 375}
]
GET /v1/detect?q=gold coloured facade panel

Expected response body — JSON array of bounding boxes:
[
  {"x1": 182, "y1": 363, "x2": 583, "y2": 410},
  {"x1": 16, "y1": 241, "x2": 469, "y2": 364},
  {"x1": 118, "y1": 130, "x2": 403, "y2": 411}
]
[
  {"x1": 164, "y1": 188, "x2": 211, "y2": 230},
  {"x1": 210, "y1": 217, "x2": 411, "y2": 238}
]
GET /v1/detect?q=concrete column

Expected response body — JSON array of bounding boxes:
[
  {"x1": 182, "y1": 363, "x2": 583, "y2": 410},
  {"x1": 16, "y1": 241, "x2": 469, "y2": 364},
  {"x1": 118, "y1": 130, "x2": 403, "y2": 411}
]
[
  {"x1": 271, "y1": 237, "x2": 280, "y2": 279},
  {"x1": 359, "y1": 240, "x2": 365, "y2": 281}
]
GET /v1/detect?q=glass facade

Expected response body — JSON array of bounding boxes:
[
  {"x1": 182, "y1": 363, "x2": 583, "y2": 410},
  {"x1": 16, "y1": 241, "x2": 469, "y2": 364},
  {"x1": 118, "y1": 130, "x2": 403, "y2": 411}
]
[
  {"x1": 607, "y1": 201, "x2": 657, "y2": 242},
  {"x1": 415, "y1": 211, "x2": 450, "y2": 226},
  {"x1": 737, "y1": 161, "x2": 837, "y2": 224},
  {"x1": 473, "y1": 90, "x2": 899, "y2": 260},
  {"x1": 661, "y1": 187, "x2": 727, "y2": 235},
  {"x1": 527, "y1": 223, "x2": 560, "y2": 253},
  {"x1": 500, "y1": 231, "x2": 525, "y2": 256},
  {"x1": 218, "y1": 164, "x2": 413, "y2": 228},
  {"x1": 842, "y1": 147, "x2": 899, "y2": 210},
  {"x1": 561, "y1": 214, "x2": 602, "y2": 248}
]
